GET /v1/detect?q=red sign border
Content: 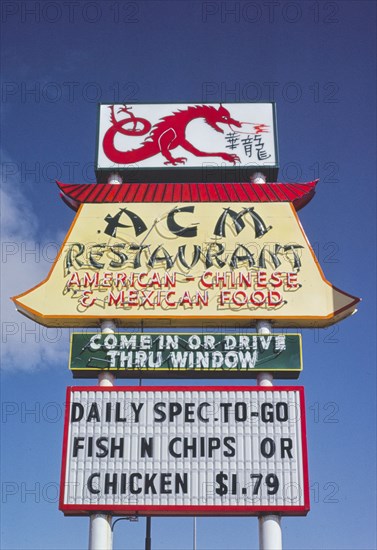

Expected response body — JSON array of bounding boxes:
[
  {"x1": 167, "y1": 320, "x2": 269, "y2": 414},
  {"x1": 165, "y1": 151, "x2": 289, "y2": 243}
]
[{"x1": 60, "y1": 385, "x2": 310, "y2": 516}]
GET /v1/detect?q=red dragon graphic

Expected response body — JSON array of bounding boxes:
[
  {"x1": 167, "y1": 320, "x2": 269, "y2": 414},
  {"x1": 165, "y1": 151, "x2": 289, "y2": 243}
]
[{"x1": 102, "y1": 104, "x2": 244, "y2": 166}]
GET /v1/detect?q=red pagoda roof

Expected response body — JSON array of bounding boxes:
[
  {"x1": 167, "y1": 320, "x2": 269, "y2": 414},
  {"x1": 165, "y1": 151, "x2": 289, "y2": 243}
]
[{"x1": 56, "y1": 180, "x2": 318, "y2": 211}]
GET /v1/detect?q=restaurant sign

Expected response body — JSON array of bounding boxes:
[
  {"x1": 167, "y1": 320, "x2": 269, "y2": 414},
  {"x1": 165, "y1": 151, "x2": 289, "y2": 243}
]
[
  {"x1": 69, "y1": 332, "x2": 302, "y2": 379},
  {"x1": 12, "y1": 202, "x2": 359, "y2": 328},
  {"x1": 60, "y1": 386, "x2": 310, "y2": 516},
  {"x1": 96, "y1": 103, "x2": 278, "y2": 182}
]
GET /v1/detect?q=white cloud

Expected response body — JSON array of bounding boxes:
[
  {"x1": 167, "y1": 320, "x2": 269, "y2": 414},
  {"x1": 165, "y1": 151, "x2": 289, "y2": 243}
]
[{"x1": 1, "y1": 153, "x2": 69, "y2": 372}]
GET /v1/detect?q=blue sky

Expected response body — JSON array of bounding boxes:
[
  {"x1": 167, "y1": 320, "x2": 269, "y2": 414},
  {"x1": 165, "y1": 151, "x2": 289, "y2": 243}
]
[{"x1": 1, "y1": 1, "x2": 376, "y2": 549}]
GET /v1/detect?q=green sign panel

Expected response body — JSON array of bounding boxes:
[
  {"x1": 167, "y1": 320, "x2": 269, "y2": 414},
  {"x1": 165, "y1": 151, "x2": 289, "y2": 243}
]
[{"x1": 69, "y1": 332, "x2": 302, "y2": 379}]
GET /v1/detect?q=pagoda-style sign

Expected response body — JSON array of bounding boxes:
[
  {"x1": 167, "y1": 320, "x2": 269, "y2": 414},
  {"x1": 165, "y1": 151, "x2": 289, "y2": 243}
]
[
  {"x1": 12, "y1": 103, "x2": 359, "y2": 328},
  {"x1": 12, "y1": 103, "x2": 360, "y2": 536}
]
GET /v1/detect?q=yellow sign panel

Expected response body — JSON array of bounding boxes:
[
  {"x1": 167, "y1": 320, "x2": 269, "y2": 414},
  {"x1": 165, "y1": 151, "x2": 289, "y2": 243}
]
[{"x1": 12, "y1": 202, "x2": 359, "y2": 328}]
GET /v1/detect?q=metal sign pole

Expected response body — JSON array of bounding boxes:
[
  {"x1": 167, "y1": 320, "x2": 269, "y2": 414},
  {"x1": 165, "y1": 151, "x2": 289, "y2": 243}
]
[
  {"x1": 256, "y1": 320, "x2": 282, "y2": 550},
  {"x1": 88, "y1": 320, "x2": 116, "y2": 550},
  {"x1": 145, "y1": 517, "x2": 152, "y2": 550}
]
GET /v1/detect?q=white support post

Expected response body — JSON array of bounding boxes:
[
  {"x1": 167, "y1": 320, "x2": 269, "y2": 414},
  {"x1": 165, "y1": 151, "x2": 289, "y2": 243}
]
[
  {"x1": 98, "y1": 320, "x2": 116, "y2": 387},
  {"x1": 258, "y1": 516, "x2": 282, "y2": 550},
  {"x1": 251, "y1": 172, "x2": 266, "y2": 184},
  {"x1": 88, "y1": 320, "x2": 116, "y2": 550},
  {"x1": 256, "y1": 321, "x2": 273, "y2": 387},
  {"x1": 256, "y1": 320, "x2": 282, "y2": 550},
  {"x1": 89, "y1": 514, "x2": 113, "y2": 550},
  {"x1": 108, "y1": 173, "x2": 122, "y2": 185}
]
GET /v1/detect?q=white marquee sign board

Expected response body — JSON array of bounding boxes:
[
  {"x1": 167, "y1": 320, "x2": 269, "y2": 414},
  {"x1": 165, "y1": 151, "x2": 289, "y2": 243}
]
[
  {"x1": 60, "y1": 386, "x2": 309, "y2": 516},
  {"x1": 96, "y1": 103, "x2": 278, "y2": 182}
]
